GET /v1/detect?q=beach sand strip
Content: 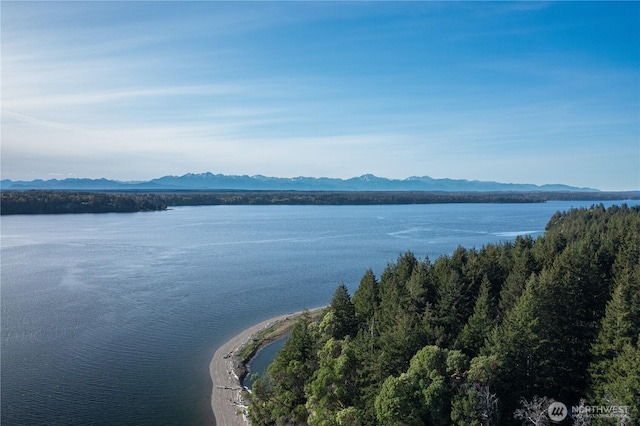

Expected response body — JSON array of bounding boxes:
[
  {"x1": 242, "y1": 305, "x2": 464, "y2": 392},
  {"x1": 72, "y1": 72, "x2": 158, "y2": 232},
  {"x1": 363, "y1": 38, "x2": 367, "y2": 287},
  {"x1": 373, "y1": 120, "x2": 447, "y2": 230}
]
[{"x1": 209, "y1": 308, "x2": 324, "y2": 426}]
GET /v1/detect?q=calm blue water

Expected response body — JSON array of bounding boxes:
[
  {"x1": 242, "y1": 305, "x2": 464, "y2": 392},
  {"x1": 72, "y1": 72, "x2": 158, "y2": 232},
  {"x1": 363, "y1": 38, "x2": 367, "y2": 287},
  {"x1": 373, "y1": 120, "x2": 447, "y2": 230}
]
[
  {"x1": 1, "y1": 201, "x2": 634, "y2": 425},
  {"x1": 244, "y1": 334, "x2": 290, "y2": 390}
]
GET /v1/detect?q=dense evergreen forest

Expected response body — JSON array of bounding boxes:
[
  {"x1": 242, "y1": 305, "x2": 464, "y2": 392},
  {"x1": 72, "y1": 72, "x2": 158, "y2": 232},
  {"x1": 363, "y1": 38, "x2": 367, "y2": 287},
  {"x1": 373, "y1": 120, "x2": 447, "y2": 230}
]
[
  {"x1": 137, "y1": 190, "x2": 638, "y2": 207},
  {"x1": 2, "y1": 189, "x2": 638, "y2": 214},
  {"x1": 0, "y1": 191, "x2": 167, "y2": 214},
  {"x1": 246, "y1": 204, "x2": 640, "y2": 425}
]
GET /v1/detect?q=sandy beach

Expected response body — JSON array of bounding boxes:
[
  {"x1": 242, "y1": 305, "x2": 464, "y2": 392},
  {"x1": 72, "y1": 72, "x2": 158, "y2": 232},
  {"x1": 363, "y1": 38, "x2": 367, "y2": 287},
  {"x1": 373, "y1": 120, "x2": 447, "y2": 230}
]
[{"x1": 209, "y1": 308, "x2": 324, "y2": 426}]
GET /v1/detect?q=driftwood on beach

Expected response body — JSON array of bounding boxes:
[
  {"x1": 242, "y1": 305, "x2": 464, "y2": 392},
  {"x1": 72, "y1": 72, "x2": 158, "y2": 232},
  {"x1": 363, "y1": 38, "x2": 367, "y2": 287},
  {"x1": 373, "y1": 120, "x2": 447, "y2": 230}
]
[{"x1": 209, "y1": 308, "x2": 325, "y2": 426}]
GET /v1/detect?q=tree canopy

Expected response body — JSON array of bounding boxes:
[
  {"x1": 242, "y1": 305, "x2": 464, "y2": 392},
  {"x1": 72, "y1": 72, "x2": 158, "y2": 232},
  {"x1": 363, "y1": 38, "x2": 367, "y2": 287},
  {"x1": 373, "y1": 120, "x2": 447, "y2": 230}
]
[{"x1": 245, "y1": 204, "x2": 640, "y2": 425}]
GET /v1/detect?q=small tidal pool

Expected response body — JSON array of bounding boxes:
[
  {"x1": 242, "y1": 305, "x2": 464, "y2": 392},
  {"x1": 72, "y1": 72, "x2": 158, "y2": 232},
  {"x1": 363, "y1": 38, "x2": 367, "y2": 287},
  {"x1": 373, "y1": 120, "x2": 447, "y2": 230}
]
[{"x1": 243, "y1": 334, "x2": 290, "y2": 390}]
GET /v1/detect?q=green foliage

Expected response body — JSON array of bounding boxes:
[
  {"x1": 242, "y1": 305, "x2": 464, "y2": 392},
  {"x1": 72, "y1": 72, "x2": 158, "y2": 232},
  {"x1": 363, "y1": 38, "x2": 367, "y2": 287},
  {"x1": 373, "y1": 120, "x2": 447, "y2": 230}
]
[
  {"x1": 0, "y1": 190, "x2": 166, "y2": 214},
  {"x1": 246, "y1": 315, "x2": 318, "y2": 425},
  {"x1": 498, "y1": 236, "x2": 536, "y2": 318},
  {"x1": 6, "y1": 191, "x2": 638, "y2": 214},
  {"x1": 335, "y1": 406, "x2": 366, "y2": 426},
  {"x1": 406, "y1": 346, "x2": 453, "y2": 425},
  {"x1": 352, "y1": 269, "x2": 379, "y2": 326},
  {"x1": 595, "y1": 340, "x2": 640, "y2": 424},
  {"x1": 486, "y1": 273, "x2": 541, "y2": 418},
  {"x1": 450, "y1": 385, "x2": 486, "y2": 426},
  {"x1": 589, "y1": 264, "x2": 640, "y2": 422},
  {"x1": 247, "y1": 204, "x2": 640, "y2": 426},
  {"x1": 374, "y1": 373, "x2": 425, "y2": 425},
  {"x1": 467, "y1": 354, "x2": 501, "y2": 385},
  {"x1": 306, "y1": 337, "x2": 359, "y2": 425},
  {"x1": 456, "y1": 275, "x2": 496, "y2": 357},
  {"x1": 327, "y1": 284, "x2": 357, "y2": 340}
]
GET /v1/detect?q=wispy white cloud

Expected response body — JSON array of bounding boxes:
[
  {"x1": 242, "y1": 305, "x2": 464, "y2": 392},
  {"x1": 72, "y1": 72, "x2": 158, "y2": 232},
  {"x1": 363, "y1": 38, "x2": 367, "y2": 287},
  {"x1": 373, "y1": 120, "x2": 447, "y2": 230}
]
[
  {"x1": 1, "y1": 2, "x2": 638, "y2": 189},
  {"x1": 4, "y1": 85, "x2": 251, "y2": 109},
  {"x1": 2, "y1": 110, "x2": 87, "y2": 133}
]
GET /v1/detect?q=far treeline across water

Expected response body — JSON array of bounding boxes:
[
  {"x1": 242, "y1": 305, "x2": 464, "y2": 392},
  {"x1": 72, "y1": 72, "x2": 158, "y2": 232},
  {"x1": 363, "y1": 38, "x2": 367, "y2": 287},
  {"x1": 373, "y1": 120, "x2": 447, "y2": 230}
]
[
  {"x1": 245, "y1": 204, "x2": 640, "y2": 426},
  {"x1": 1, "y1": 190, "x2": 639, "y2": 214}
]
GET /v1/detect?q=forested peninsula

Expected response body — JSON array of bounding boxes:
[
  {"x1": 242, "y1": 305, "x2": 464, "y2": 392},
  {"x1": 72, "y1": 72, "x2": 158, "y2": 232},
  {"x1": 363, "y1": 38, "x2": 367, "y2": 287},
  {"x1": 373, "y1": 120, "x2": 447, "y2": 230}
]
[
  {"x1": 2, "y1": 189, "x2": 638, "y2": 215},
  {"x1": 0, "y1": 191, "x2": 167, "y2": 214},
  {"x1": 244, "y1": 204, "x2": 639, "y2": 425}
]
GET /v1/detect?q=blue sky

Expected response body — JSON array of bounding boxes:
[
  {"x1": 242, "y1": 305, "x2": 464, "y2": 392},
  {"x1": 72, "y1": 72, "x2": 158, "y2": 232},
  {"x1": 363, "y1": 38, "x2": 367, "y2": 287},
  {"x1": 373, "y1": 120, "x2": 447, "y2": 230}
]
[{"x1": 2, "y1": 1, "x2": 638, "y2": 190}]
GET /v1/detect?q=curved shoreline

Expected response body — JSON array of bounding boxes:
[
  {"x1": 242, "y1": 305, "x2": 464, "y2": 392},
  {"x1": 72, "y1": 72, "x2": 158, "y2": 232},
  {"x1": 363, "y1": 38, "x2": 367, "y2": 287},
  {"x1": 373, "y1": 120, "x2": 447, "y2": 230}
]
[{"x1": 209, "y1": 308, "x2": 325, "y2": 426}]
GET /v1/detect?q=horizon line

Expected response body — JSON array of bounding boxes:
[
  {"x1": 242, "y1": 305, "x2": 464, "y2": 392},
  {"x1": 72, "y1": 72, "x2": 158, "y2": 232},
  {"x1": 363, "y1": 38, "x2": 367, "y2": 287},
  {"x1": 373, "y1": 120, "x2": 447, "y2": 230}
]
[{"x1": 0, "y1": 171, "x2": 616, "y2": 191}]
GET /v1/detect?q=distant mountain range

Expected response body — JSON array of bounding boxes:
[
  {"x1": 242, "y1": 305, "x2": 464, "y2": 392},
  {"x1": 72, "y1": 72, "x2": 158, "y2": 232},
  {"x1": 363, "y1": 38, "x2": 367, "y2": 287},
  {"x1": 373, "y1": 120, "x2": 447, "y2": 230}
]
[{"x1": 0, "y1": 173, "x2": 599, "y2": 192}]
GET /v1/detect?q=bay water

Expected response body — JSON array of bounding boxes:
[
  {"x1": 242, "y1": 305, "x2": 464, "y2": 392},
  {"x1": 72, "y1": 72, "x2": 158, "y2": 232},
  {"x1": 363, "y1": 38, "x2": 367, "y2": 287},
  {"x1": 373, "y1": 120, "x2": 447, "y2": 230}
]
[{"x1": 2, "y1": 201, "x2": 634, "y2": 425}]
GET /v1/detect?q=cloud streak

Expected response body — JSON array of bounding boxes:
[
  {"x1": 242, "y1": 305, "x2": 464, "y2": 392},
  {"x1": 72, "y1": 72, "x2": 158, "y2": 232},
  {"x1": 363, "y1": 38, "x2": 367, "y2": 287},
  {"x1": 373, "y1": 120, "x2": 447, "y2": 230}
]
[{"x1": 1, "y1": 2, "x2": 638, "y2": 190}]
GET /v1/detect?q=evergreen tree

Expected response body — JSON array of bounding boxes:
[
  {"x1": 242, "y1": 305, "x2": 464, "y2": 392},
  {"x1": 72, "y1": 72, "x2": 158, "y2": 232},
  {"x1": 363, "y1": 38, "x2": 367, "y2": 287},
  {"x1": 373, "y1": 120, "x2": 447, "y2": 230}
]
[
  {"x1": 375, "y1": 345, "x2": 453, "y2": 426},
  {"x1": 377, "y1": 252, "x2": 418, "y2": 326},
  {"x1": 456, "y1": 275, "x2": 496, "y2": 357},
  {"x1": 349, "y1": 330, "x2": 382, "y2": 425},
  {"x1": 328, "y1": 284, "x2": 357, "y2": 340},
  {"x1": 533, "y1": 242, "x2": 608, "y2": 403},
  {"x1": 248, "y1": 315, "x2": 317, "y2": 425},
  {"x1": 405, "y1": 258, "x2": 433, "y2": 315},
  {"x1": 374, "y1": 373, "x2": 425, "y2": 425},
  {"x1": 498, "y1": 236, "x2": 536, "y2": 319},
  {"x1": 589, "y1": 264, "x2": 640, "y2": 413},
  {"x1": 306, "y1": 337, "x2": 359, "y2": 425},
  {"x1": 245, "y1": 205, "x2": 640, "y2": 426},
  {"x1": 377, "y1": 304, "x2": 429, "y2": 379},
  {"x1": 407, "y1": 346, "x2": 455, "y2": 426},
  {"x1": 486, "y1": 274, "x2": 541, "y2": 421},
  {"x1": 463, "y1": 245, "x2": 507, "y2": 302},
  {"x1": 612, "y1": 222, "x2": 640, "y2": 276},
  {"x1": 463, "y1": 355, "x2": 501, "y2": 425},
  {"x1": 450, "y1": 386, "x2": 486, "y2": 426},
  {"x1": 247, "y1": 376, "x2": 276, "y2": 426},
  {"x1": 433, "y1": 269, "x2": 467, "y2": 347},
  {"x1": 593, "y1": 340, "x2": 640, "y2": 425},
  {"x1": 352, "y1": 269, "x2": 379, "y2": 328}
]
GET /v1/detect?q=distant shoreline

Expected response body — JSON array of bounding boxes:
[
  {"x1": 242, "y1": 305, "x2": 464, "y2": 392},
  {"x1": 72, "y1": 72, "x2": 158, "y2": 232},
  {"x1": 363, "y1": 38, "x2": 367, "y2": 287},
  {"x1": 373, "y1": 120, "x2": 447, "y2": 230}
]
[
  {"x1": 209, "y1": 307, "x2": 325, "y2": 426},
  {"x1": 3, "y1": 190, "x2": 639, "y2": 215}
]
